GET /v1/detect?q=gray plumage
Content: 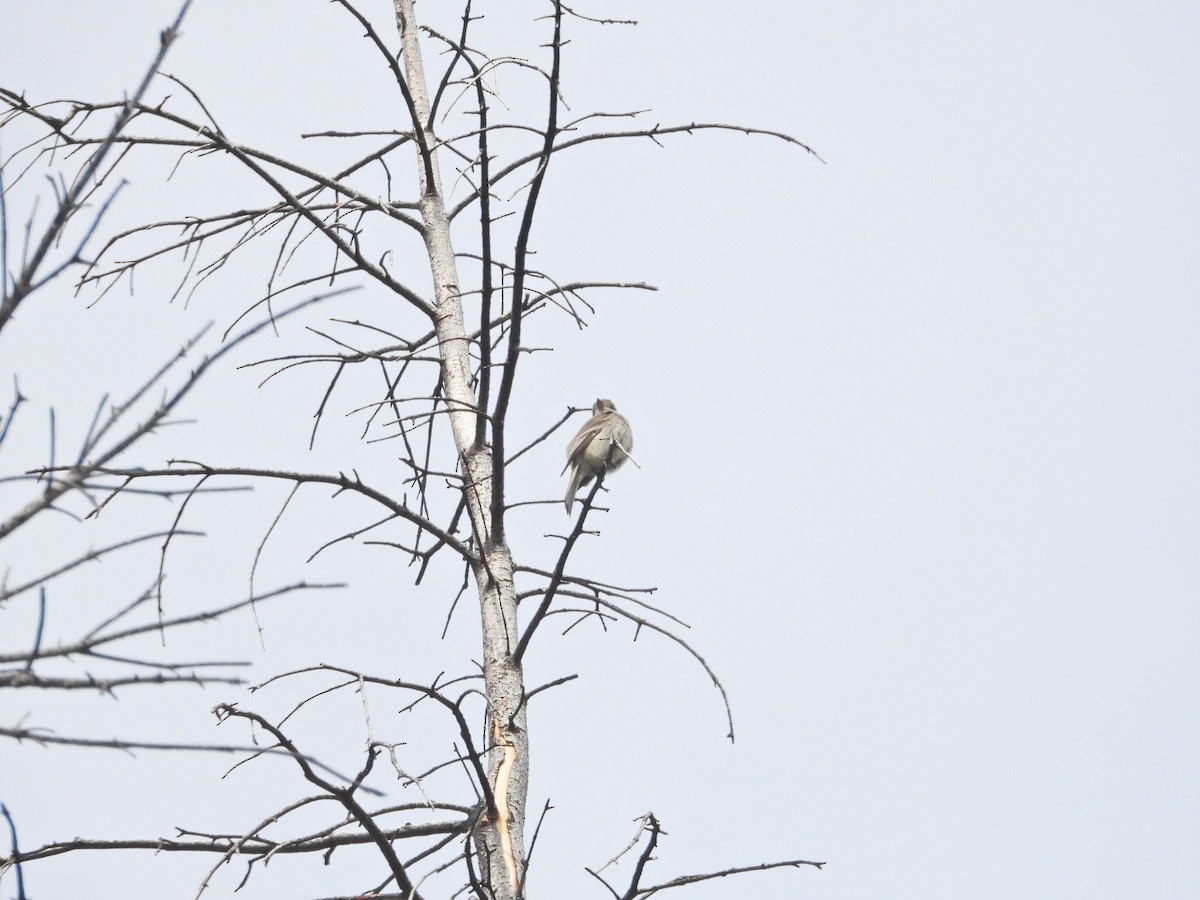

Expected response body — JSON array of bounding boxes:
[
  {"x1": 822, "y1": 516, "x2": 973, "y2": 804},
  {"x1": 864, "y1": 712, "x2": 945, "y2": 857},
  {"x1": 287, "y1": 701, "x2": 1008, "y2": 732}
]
[{"x1": 563, "y1": 398, "x2": 633, "y2": 513}]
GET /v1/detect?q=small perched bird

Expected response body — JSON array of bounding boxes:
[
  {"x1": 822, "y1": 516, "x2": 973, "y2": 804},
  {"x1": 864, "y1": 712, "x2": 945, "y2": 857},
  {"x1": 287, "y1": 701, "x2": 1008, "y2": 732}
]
[{"x1": 563, "y1": 399, "x2": 634, "y2": 513}]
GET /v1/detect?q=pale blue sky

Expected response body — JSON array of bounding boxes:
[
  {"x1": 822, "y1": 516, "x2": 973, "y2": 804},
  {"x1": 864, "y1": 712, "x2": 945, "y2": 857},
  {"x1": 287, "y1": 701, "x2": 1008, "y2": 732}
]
[{"x1": 3, "y1": 2, "x2": 1198, "y2": 898}]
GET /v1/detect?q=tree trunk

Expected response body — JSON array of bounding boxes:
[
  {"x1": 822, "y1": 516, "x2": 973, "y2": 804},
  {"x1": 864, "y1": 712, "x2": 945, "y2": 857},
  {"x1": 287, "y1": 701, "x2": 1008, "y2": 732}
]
[{"x1": 393, "y1": 2, "x2": 528, "y2": 896}]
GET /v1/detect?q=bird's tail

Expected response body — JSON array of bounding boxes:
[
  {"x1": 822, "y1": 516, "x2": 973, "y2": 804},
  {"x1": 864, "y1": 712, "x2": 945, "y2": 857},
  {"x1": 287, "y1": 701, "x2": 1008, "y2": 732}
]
[{"x1": 564, "y1": 466, "x2": 585, "y2": 513}]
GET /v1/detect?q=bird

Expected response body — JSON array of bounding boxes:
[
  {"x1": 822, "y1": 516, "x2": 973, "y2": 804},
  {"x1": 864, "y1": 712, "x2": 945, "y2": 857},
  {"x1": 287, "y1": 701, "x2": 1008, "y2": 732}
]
[{"x1": 563, "y1": 399, "x2": 633, "y2": 513}]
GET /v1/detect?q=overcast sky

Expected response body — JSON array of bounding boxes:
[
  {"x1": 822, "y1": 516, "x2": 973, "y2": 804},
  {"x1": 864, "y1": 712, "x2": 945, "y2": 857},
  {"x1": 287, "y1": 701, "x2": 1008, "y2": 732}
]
[{"x1": 3, "y1": 2, "x2": 1199, "y2": 898}]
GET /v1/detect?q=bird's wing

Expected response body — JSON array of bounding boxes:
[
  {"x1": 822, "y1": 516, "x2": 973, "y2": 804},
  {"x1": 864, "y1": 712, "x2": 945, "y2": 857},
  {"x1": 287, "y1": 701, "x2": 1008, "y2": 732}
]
[{"x1": 564, "y1": 414, "x2": 604, "y2": 466}]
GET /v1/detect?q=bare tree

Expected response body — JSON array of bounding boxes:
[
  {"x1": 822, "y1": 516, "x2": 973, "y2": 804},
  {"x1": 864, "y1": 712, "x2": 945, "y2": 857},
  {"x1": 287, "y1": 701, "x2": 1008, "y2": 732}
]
[{"x1": 2, "y1": 2, "x2": 822, "y2": 897}]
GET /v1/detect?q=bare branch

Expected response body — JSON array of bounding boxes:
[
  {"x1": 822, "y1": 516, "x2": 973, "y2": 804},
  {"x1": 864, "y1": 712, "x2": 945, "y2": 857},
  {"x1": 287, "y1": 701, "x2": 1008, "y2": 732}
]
[
  {"x1": 488, "y1": 1, "x2": 566, "y2": 543},
  {"x1": 27, "y1": 464, "x2": 473, "y2": 564},
  {"x1": 213, "y1": 704, "x2": 425, "y2": 899},
  {"x1": 2, "y1": 819, "x2": 469, "y2": 867},
  {"x1": 0, "y1": 0, "x2": 195, "y2": 333},
  {"x1": 0, "y1": 289, "x2": 347, "y2": 542},
  {"x1": 449, "y1": 121, "x2": 822, "y2": 221}
]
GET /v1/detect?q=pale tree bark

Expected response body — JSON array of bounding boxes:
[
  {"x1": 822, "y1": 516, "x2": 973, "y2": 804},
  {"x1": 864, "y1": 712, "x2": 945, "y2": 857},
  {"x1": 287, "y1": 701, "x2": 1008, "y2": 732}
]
[{"x1": 393, "y1": 1, "x2": 527, "y2": 895}]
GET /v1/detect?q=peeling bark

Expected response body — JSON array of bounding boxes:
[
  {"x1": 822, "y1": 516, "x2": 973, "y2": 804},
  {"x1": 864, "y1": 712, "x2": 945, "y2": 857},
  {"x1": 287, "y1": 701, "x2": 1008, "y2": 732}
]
[{"x1": 393, "y1": 2, "x2": 529, "y2": 896}]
